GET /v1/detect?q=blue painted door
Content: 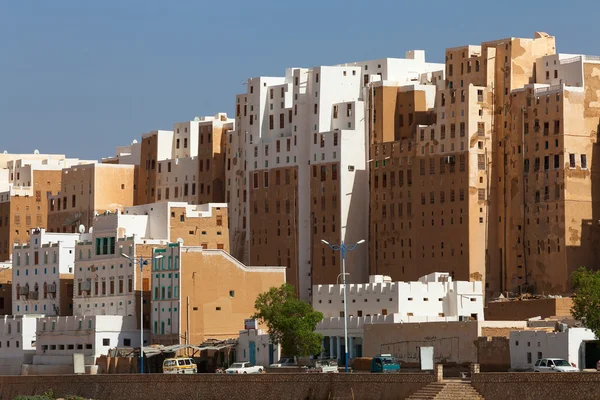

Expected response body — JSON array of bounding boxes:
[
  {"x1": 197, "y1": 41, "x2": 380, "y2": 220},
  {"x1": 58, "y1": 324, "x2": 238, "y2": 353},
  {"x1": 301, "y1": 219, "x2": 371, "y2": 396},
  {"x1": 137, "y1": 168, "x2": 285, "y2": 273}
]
[
  {"x1": 249, "y1": 341, "x2": 256, "y2": 365},
  {"x1": 269, "y1": 344, "x2": 274, "y2": 365}
]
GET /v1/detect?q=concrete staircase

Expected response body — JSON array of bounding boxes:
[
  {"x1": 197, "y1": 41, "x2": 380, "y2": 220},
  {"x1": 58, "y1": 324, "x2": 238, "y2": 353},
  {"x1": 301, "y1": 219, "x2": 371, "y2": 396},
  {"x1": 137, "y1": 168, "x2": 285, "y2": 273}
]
[{"x1": 406, "y1": 381, "x2": 484, "y2": 399}]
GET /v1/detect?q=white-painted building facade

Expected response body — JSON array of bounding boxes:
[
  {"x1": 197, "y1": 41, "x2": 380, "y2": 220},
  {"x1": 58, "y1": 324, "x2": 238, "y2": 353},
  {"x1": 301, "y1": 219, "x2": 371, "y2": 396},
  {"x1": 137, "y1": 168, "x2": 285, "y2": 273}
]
[
  {"x1": 314, "y1": 273, "x2": 484, "y2": 320},
  {"x1": 12, "y1": 229, "x2": 80, "y2": 316},
  {"x1": 73, "y1": 211, "x2": 167, "y2": 319},
  {"x1": 34, "y1": 315, "x2": 144, "y2": 366},
  {"x1": 101, "y1": 140, "x2": 141, "y2": 165},
  {"x1": 510, "y1": 327, "x2": 596, "y2": 371},
  {"x1": 313, "y1": 272, "x2": 484, "y2": 360},
  {"x1": 236, "y1": 328, "x2": 280, "y2": 367},
  {"x1": 0, "y1": 315, "x2": 38, "y2": 375}
]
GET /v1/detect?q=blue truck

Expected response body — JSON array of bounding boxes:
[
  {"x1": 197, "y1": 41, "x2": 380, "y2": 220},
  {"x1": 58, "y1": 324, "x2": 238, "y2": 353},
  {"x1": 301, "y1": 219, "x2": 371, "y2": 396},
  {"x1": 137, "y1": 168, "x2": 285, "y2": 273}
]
[{"x1": 371, "y1": 354, "x2": 401, "y2": 373}]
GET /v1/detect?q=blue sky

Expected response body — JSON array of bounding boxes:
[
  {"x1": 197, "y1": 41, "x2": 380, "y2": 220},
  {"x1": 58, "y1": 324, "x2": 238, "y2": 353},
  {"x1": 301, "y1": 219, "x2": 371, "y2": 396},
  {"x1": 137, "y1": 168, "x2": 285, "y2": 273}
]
[{"x1": 0, "y1": 0, "x2": 596, "y2": 160}]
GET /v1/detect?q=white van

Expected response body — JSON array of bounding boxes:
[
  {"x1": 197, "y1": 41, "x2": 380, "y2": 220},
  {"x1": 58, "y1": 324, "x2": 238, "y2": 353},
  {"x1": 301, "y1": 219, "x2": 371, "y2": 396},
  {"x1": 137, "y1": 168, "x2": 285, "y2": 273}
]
[{"x1": 163, "y1": 357, "x2": 197, "y2": 374}]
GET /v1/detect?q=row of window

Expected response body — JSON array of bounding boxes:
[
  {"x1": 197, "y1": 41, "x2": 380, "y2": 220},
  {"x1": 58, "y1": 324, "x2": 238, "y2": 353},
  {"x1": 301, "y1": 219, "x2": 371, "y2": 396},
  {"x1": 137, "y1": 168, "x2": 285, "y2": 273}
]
[
  {"x1": 1, "y1": 213, "x2": 43, "y2": 228},
  {"x1": 153, "y1": 257, "x2": 180, "y2": 271},
  {"x1": 157, "y1": 183, "x2": 203, "y2": 200},
  {"x1": 418, "y1": 189, "x2": 470, "y2": 206},
  {"x1": 524, "y1": 154, "x2": 586, "y2": 172},
  {"x1": 15, "y1": 251, "x2": 58, "y2": 266},
  {"x1": 15, "y1": 267, "x2": 58, "y2": 276},
  {"x1": 77, "y1": 300, "x2": 130, "y2": 309},
  {"x1": 153, "y1": 285, "x2": 179, "y2": 300},
  {"x1": 41, "y1": 343, "x2": 94, "y2": 351},
  {"x1": 252, "y1": 169, "x2": 298, "y2": 189},
  {"x1": 77, "y1": 279, "x2": 133, "y2": 296}
]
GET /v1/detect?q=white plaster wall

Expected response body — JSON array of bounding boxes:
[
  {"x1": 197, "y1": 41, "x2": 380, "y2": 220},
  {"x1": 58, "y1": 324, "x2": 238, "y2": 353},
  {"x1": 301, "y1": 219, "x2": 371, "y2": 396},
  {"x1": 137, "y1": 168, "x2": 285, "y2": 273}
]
[
  {"x1": 510, "y1": 330, "x2": 569, "y2": 370},
  {"x1": 74, "y1": 237, "x2": 165, "y2": 317},
  {"x1": 567, "y1": 328, "x2": 596, "y2": 369},
  {"x1": 12, "y1": 230, "x2": 79, "y2": 315},
  {"x1": 314, "y1": 274, "x2": 484, "y2": 320},
  {"x1": 154, "y1": 130, "x2": 175, "y2": 161},
  {"x1": 536, "y1": 54, "x2": 584, "y2": 87},
  {"x1": 36, "y1": 315, "x2": 145, "y2": 362},
  {"x1": 156, "y1": 157, "x2": 198, "y2": 204},
  {"x1": 236, "y1": 329, "x2": 280, "y2": 366},
  {"x1": 0, "y1": 315, "x2": 38, "y2": 363}
]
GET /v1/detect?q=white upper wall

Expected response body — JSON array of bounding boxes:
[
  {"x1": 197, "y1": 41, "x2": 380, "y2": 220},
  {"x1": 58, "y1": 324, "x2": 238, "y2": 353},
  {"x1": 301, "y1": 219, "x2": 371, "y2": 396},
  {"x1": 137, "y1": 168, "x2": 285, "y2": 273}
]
[
  {"x1": 313, "y1": 273, "x2": 484, "y2": 321},
  {"x1": 0, "y1": 315, "x2": 38, "y2": 362},
  {"x1": 12, "y1": 229, "x2": 80, "y2": 316},
  {"x1": 337, "y1": 52, "x2": 445, "y2": 87},
  {"x1": 536, "y1": 54, "x2": 584, "y2": 87},
  {"x1": 510, "y1": 328, "x2": 596, "y2": 371}
]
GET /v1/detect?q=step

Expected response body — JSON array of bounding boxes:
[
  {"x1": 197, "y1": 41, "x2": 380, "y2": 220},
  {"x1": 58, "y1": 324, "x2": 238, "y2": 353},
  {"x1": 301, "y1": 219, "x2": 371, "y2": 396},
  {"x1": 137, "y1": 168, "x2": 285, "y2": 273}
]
[{"x1": 407, "y1": 382, "x2": 485, "y2": 400}]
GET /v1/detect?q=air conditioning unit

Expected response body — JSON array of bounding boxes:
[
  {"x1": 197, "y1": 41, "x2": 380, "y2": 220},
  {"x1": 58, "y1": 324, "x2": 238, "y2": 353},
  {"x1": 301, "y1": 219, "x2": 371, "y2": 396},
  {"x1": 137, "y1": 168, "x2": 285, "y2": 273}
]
[{"x1": 444, "y1": 156, "x2": 456, "y2": 164}]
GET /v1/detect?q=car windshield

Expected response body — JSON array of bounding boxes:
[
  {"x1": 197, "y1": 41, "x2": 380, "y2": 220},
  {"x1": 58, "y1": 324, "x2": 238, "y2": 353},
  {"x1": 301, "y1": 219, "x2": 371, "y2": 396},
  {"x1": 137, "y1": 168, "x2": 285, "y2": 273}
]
[
  {"x1": 553, "y1": 360, "x2": 571, "y2": 367},
  {"x1": 230, "y1": 363, "x2": 244, "y2": 368},
  {"x1": 382, "y1": 358, "x2": 396, "y2": 365}
]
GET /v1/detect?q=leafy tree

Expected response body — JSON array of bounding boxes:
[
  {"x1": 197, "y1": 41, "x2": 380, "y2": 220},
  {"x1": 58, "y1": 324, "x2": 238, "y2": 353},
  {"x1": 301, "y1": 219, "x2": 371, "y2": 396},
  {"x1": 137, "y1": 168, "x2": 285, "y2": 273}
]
[
  {"x1": 252, "y1": 284, "x2": 324, "y2": 357},
  {"x1": 571, "y1": 267, "x2": 600, "y2": 338}
]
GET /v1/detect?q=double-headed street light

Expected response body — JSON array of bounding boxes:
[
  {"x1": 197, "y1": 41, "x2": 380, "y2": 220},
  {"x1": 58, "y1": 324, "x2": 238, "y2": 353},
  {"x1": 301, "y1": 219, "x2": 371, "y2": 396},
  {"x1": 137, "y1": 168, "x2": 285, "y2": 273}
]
[
  {"x1": 121, "y1": 252, "x2": 163, "y2": 374},
  {"x1": 321, "y1": 239, "x2": 365, "y2": 373}
]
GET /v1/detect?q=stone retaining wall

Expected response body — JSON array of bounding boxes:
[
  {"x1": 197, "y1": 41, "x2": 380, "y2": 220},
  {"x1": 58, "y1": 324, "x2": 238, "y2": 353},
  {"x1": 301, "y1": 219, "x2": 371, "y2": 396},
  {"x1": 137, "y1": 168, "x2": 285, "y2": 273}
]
[
  {"x1": 0, "y1": 373, "x2": 435, "y2": 400},
  {"x1": 472, "y1": 372, "x2": 600, "y2": 400}
]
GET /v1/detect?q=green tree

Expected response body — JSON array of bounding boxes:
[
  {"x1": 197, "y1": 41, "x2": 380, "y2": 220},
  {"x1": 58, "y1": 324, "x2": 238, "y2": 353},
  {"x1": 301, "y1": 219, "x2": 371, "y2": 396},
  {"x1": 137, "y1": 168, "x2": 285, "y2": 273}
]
[
  {"x1": 252, "y1": 284, "x2": 324, "y2": 357},
  {"x1": 571, "y1": 267, "x2": 600, "y2": 338}
]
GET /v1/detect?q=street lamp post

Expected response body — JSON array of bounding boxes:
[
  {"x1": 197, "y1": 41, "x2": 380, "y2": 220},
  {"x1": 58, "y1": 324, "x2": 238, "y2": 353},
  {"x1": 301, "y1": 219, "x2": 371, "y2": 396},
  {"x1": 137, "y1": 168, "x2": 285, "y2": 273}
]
[
  {"x1": 321, "y1": 239, "x2": 365, "y2": 373},
  {"x1": 121, "y1": 252, "x2": 163, "y2": 374}
]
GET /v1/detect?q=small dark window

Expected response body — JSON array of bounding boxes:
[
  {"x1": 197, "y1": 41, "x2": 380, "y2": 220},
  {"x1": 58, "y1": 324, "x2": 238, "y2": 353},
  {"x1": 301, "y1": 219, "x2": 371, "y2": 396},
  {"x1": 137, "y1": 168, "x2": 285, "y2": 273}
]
[
  {"x1": 216, "y1": 307, "x2": 221, "y2": 311},
  {"x1": 124, "y1": 338, "x2": 131, "y2": 347},
  {"x1": 102, "y1": 338, "x2": 110, "y2": 346}
]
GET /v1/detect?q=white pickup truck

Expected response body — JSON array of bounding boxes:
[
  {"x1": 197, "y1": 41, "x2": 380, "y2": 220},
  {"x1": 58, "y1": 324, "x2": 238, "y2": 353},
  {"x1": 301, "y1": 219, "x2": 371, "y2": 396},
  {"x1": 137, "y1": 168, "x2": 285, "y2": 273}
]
[
  {"x1": 270, "y1": 357, "x2": 338, "y2": 373},
  {"x1": 225, "y1": 362, "x2": 264, "y2": 374}
]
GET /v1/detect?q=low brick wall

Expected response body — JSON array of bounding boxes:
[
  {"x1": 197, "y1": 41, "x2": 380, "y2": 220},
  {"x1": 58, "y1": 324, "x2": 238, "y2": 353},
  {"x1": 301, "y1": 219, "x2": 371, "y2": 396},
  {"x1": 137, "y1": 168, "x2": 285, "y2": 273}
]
[
  {"x1": 472, "y1": 372, "x2": 600, "y2": 400},
  {"x1": 0, "y1": 373, "x2": 435, "y2": 400}
]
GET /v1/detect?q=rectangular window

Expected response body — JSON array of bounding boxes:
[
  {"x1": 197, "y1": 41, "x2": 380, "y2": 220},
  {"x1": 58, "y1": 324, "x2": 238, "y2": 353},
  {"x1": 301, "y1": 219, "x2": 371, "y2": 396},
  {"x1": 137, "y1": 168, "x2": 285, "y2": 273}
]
[
  {"x1": 581, "y1": 154, "x2": 587, "y2": 169},
  {"x1": 569, "y1": 154, "x2": 576, "y2": 168}
]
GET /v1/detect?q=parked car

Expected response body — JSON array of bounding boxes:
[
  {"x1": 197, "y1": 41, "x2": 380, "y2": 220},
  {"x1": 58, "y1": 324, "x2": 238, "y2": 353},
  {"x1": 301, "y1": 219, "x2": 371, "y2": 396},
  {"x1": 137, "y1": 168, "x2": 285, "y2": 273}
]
[
  {"x1": 225, "y1": 362, "x2": 263, "y2": 374},
  {"x1": 162, "y1": 357, "x2": 197, "y2": 374},
  {"x1": 533, "y1": 358, "x2": 578, "y2": 372}
]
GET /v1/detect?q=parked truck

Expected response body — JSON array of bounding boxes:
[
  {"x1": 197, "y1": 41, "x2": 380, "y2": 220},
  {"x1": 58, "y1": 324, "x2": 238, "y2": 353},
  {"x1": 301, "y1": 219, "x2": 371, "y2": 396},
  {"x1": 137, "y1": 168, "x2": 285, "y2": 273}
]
[
  {"x1": 371, "y1": 354, "x2": 400, "y2": 373},
  {"x1": 270, "y1": 356, "x2": 339, "y2": 373}
]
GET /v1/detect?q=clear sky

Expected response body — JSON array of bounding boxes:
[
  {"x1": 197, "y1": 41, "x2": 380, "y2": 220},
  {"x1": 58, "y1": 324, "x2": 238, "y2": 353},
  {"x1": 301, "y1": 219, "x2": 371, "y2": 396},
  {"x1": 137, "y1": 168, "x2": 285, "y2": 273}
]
[{"x1": 0, "y1": 0, "x2": 596, "y2": 160}]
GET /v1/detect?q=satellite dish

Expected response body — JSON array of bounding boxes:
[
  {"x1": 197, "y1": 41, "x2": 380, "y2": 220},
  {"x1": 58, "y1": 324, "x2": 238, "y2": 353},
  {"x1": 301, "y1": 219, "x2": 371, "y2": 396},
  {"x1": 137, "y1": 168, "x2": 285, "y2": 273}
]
[
  {"x1": 194, "y1": 117, "x2": 200, "y2": 121},
  {"x1": 132, "y1": 139, "x2": 138, "y2": 144},
  {"x1": 176, "y1": 238, "x2": 184, "y2": 244},
  {"x1": 34, "y1": 149, "x2": 39, "y2": 154},
  {"x1": 78, "y1": 224, "x2": 85, "y2": 234},
  {"x1": 2, "y1": 151, "x2": 7, "y2": 154}
]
